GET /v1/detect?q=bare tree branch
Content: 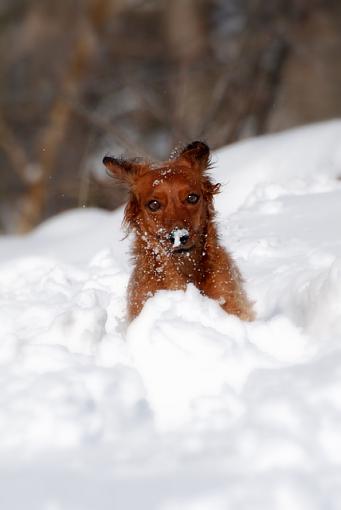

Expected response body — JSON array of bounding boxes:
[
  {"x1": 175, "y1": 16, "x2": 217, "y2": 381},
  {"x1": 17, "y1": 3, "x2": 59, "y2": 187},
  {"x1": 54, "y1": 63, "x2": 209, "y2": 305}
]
[{"x1": 0, "y1": 115, "x2": 31, "y2": 183}]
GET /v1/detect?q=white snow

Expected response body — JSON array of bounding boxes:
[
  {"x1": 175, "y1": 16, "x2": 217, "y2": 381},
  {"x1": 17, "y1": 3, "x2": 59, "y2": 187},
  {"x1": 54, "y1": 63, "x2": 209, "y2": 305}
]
[{"x1": 1, "y1": 120, "x2": 341, "y2": 509}]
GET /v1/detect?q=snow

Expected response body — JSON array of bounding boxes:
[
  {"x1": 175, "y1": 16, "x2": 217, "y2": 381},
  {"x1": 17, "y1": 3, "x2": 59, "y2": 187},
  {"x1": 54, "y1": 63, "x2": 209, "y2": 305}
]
[
  {"x1": 1, "y1": 120, "x2": 341, "y2": 509},
  {"x1": 170, "y1": 228, "x2": 189, "y2": 247}
]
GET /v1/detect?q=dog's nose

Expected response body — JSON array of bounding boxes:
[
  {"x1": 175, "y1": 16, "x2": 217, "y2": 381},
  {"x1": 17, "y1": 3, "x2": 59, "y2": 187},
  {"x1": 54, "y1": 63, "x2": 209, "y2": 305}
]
[
  {"x1": 179, "y1": 233, "x2": 189, "y2": 245},
  {"x1": 169, "y1": 228, "x2": 190, "y2": 247}
]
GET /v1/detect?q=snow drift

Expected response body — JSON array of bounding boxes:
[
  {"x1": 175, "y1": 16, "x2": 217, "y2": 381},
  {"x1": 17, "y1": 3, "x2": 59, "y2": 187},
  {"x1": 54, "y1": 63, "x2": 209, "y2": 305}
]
[{"x1": 1, "y1": 120, "x2": 341, "y2": 509}]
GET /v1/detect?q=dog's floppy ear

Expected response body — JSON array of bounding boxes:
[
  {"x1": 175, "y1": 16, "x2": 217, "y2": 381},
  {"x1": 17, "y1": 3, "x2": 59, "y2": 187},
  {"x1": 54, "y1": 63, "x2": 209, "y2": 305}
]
[
  {"x1": 178, "y1": 141, "x2": 210, "y2": 170},
  {"x1": 103, "y1": 156, "x2": 141, "y2": 185}
]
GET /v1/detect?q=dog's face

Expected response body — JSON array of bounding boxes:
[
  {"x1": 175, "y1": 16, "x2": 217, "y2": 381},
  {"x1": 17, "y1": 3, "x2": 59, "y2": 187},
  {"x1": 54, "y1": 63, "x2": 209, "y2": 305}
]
[
  {"x1": 130, "y1": 163, "x2": 207, "y2": 254},
  {"x1": 103, "y1": 142, "x2": 220, "y2": 255}
]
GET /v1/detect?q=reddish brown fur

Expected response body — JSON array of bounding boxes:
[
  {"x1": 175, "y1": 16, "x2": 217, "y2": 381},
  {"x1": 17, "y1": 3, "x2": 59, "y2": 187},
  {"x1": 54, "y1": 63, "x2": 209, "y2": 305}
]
[{"x1": 103, "y1": 142, "x2": 254, "y2": 322}]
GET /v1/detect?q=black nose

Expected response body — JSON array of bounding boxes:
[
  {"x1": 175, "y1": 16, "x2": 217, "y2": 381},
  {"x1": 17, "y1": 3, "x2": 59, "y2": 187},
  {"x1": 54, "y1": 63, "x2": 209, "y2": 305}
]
[
  {"x1": 179, "y1": 234, "x2": 189, "y2": 245},
  {"x1": 169, "y1": 230, "x2": 190, "y2": 246}
]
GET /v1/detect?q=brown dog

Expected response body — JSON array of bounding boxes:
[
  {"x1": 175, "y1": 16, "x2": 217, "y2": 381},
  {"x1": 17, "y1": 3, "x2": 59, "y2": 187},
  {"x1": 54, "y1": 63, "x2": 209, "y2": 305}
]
[{"x1": 103, "y1": 141, "x2": 254, "y2": 321}]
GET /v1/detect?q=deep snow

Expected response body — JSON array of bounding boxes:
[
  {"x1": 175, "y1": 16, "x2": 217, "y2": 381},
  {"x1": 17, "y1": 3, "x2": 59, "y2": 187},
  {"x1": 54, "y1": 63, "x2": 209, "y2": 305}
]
[{"x1": 1, "y1": 120, "x2": 341, "y2": 509}]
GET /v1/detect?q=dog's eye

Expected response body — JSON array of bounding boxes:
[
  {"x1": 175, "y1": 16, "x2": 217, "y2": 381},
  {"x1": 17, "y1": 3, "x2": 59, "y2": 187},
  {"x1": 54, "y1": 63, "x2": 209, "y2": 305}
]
[
  {"x1": 186, "y1": 193, "x2": 199, "y2": 204},
  {"x1": 147, "y1": 200, "x2": 161, "y2": 211}
]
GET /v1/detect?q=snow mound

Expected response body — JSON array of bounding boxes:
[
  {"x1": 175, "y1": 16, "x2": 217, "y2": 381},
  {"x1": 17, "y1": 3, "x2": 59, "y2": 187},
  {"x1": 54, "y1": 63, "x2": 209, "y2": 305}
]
[{"x1": 1, "y1": 120, "x2": 341, "y2": 509}]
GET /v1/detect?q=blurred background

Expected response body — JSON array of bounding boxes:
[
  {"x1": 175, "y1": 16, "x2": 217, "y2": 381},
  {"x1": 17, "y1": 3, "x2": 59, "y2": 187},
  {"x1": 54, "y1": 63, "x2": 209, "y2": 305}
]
[{"x1": 1, "y1": 0, "x2": 341, "y2": 234}]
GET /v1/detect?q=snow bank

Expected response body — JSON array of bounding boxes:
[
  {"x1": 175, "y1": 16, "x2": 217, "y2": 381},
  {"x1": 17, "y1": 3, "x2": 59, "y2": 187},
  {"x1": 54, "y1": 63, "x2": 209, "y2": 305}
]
[{"x1": 1, "y1": 120, "x2": 341, "y2": 509}]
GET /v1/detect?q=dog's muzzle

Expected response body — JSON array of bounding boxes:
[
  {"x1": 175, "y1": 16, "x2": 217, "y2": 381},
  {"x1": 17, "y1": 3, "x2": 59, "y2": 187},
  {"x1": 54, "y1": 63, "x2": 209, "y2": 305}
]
[{"x1": 168, "y1": 228, "x2": 193, "y2": 254}]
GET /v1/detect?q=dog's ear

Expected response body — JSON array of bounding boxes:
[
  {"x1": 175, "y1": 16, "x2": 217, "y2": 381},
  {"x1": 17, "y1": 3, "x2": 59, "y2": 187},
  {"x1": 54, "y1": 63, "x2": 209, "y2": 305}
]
[
  {"x1": 178, "y1": 141, "x2": 210, "y2": 170},
  {"x1": 103, "y1": 156, "x2": 141, "y2": 185}
]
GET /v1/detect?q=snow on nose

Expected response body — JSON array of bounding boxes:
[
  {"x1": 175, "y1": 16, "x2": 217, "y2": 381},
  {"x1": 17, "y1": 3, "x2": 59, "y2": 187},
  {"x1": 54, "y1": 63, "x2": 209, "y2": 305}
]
[{"x1": 170, "y1": 228, "x2": 189, "y2": 248}]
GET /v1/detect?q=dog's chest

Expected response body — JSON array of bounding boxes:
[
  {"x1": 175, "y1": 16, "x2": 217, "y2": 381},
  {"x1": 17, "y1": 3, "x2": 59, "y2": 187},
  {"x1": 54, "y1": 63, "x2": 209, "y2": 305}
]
[{"x1": 140, "y1": 254, "x2": 204, "y2": 290}]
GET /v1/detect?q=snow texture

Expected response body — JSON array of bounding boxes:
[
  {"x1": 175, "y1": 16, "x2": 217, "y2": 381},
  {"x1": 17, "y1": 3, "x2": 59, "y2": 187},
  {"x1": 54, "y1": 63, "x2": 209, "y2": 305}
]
[
  {"x1": 1, "y1": 120, "x2": 341, "y2": 509},
  {"x1": 171, "y1": 228, "x2": 189, "y2": 247}
]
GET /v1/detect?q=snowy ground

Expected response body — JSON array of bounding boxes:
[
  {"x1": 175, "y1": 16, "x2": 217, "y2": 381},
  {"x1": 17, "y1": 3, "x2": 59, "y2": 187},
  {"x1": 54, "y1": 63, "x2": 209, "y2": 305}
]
[{"x1": 1, "y1": 120, "x2": 341, "y2": 509}]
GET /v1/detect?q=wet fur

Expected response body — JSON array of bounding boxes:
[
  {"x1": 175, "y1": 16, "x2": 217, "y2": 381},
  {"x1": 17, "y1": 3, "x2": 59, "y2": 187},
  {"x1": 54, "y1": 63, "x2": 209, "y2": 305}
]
[{"x1": 103, "y1": 142, "x2": 254, "y2": 321}]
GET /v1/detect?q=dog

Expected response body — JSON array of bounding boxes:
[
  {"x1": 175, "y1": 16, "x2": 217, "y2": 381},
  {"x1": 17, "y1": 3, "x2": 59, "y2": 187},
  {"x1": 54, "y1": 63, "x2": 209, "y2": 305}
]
[{"x1": 103, "y1": 141, "x2": 254, "y2": 321}]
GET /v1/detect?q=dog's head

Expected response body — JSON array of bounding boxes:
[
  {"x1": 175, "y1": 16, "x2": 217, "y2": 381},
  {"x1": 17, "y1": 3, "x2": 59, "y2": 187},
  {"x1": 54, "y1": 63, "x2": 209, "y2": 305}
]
[{"x1": 103, "y1": 141, "x2": 220, "y2": 255}]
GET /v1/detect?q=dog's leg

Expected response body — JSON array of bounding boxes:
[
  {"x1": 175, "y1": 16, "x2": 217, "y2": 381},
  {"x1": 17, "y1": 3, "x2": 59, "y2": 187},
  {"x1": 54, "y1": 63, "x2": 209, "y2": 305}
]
[{"x1": 127, "y1": 269, "x2": 154, "y2": 321}]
